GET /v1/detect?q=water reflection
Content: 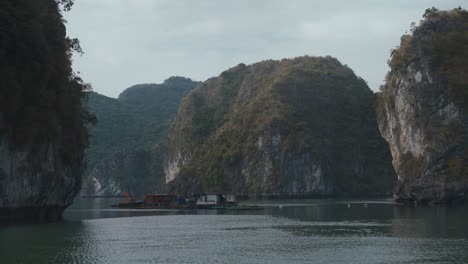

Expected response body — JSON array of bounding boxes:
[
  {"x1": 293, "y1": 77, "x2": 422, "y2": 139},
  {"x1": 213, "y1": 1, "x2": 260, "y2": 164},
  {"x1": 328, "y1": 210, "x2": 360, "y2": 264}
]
[
  {"x1": 253, "y1": 199, "x2": 468, "y2": 239},
  {"x1": 268, "y1": 201, "x2": 394, "y2": 222},
  {"x1": 391, "y1": 205, "x2": 468, "y2": 238},
  {"x1": 65, "y1": 198, "x2": 468, "y2": 239},
  {"x1": 0, "y1": 221, "x2": 89, "y2": 263}
]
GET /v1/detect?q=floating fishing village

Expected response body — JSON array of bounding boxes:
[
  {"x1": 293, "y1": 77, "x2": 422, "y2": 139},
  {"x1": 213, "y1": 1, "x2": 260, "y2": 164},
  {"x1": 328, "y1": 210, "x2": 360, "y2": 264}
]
[{"x1": 112, "y1": 193, "x2": 264, "y2": 210}]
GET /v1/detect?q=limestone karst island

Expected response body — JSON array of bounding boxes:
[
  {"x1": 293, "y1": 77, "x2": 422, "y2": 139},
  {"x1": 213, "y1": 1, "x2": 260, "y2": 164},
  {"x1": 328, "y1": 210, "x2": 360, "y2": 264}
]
[{"x1": 0, "y1": 1, "x2": 467, "y2": 263}]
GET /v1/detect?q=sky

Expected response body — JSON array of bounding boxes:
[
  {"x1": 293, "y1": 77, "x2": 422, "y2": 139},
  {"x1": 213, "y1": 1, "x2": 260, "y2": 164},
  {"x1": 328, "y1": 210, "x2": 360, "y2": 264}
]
[{"x1": 64, "y1": 0, "x2": 465, "y2": 98}]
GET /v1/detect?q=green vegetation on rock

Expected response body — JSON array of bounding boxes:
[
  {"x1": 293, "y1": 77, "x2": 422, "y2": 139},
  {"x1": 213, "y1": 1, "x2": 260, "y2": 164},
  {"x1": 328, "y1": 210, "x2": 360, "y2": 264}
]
[
  {"x1": 85, "y1": 77, "x2": 199, "y2": 173},
  {"x1": 0, "y1": 0, "x2": 94, "y2": 159},
  {"x1": 389, "y1": 7, "x2": 468, "y2": 109}
]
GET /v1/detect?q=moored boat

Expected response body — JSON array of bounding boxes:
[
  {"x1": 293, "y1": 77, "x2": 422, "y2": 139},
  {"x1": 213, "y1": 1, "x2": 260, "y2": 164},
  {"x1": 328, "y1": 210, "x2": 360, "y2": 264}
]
[{"x1": 111, "y1": 192, "x2": 144, "y2": 208}]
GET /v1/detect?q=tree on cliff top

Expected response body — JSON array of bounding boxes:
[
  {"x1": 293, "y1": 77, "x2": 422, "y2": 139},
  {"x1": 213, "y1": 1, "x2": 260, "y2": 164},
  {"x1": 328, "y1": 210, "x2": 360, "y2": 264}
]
[{"x1": 57, "y1": 0, "x2": 75, "y2": 11}]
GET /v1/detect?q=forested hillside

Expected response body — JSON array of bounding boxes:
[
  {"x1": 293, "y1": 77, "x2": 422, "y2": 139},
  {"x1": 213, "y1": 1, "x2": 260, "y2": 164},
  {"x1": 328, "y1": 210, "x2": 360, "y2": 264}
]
[
  {"x1": 165, "y1": 56, "x2": 396, "y2": 195},
  {"x1": 81, "y1": 77, "x2": 199, "y2": 195}
]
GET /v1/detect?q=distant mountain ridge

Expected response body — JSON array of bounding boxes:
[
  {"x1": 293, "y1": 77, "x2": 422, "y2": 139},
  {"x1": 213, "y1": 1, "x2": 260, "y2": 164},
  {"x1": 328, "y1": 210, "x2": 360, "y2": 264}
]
[{"x1": 81, "y1": 77, "x2": 200, "y2": 196}]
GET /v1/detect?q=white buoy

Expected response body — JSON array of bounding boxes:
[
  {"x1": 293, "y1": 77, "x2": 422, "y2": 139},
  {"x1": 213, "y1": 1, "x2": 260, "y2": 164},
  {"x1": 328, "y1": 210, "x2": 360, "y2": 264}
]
[{"x1": 347, "y1": 204, "x2": 351, "y2": 208}]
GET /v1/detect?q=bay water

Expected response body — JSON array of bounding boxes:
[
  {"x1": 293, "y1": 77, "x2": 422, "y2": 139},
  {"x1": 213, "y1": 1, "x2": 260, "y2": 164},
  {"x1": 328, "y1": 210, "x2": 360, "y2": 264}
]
[{"x1": 1, "y1": 198, "x2": 468, "y2": 263}]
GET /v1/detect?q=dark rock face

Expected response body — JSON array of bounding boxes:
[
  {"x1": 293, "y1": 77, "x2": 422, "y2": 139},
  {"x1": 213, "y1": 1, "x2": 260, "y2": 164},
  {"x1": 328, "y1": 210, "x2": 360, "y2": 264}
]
[
  {"x1": 164, "y1": 56, "x2": 396, "y2": 195},
  {"x1": 0, "y1": 138, "x2": 82, "y2": 223},
  {"x1": 377, "y1": 8, "x2": 468, "y2": 204}
]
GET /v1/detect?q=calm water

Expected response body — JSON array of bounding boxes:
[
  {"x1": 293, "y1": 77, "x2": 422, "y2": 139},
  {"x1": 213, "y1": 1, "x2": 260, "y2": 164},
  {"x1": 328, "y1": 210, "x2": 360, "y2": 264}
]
[{"x1": 1, "y1": 198, "x2": 468, "y2": 264}]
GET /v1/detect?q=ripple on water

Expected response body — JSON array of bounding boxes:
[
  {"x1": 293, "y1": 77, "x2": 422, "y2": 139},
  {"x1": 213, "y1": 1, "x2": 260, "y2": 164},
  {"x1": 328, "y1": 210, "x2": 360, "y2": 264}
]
[{"x1": 42, "y1": 214, "x2": 468, "y2": 264}]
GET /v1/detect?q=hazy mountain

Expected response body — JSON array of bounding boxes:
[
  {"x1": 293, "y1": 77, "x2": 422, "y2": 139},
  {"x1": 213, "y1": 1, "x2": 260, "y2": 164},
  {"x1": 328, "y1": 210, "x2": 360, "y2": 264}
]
[{"x1": 81, "y1": 77, "x2": 200, "y2": 196}]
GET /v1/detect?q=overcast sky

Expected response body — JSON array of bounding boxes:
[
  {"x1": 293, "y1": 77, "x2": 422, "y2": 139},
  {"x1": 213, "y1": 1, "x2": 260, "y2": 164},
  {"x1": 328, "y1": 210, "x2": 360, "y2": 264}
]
[{"x1": 64, "y1": 0, "x2": 464, "y2": 98}]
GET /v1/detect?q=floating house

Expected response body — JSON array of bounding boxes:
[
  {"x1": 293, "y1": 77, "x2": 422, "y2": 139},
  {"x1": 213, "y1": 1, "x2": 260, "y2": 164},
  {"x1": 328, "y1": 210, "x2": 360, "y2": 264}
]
[
  {"x1": 145, "y1": 194, "x2": 177, "y2": 207},
  {"x1": 195, "y1": 193, "x2": 236, "y2": 206}
]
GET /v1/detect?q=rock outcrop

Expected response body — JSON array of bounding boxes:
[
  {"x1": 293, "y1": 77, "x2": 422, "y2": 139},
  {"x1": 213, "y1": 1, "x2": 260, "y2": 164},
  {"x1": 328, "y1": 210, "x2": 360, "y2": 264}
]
[
  {"x1": 164, "y1": 56, "x2": 396, "y2": 195},
  {"x1": 0, "y1": 0, "x2": 93, "y2": 222},
  {"x1": 377, "y1": 8, "x2": 468, "y2": 204},
  {"x1": 0, "y1": 138, "x2": 81, "y2": 222}
]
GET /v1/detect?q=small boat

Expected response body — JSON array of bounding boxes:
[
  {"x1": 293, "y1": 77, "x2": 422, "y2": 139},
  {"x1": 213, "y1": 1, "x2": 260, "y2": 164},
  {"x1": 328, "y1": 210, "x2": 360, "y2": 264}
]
[
  {"x1": 111, "y1": 192, "x2": 143, "y2": 208},
  {"x1": 111, "y1": 200, "x2": 143, "y2": 208}
]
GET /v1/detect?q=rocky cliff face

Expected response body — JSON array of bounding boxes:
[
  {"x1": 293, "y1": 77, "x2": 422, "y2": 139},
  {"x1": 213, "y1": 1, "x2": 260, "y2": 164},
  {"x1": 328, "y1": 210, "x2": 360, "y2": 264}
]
[
  {"x1": 81, "y1": 147, "x2": 165, "y2": 196},
  {"x1": 377, "y1": 8, "x2": 468, "y2": 204},
  {"x1": 0, "y1": 138, "x2": 81, "y2": 222},
  {"x1": 165, "y1": 56, "x2": 396, "y2": 195},
  {"x1": 81, "y1": 77, "x2": 198, "y2": 196},
  {"x1": 0, "y1": 0, "x2": 93, "y2": 222}
]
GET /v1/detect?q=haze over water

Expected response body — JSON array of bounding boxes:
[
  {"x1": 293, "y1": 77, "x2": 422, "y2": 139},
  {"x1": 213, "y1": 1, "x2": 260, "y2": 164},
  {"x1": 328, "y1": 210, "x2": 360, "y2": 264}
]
[{"x1": 1, "y1": 198, "x2": 468, "y2": 264}]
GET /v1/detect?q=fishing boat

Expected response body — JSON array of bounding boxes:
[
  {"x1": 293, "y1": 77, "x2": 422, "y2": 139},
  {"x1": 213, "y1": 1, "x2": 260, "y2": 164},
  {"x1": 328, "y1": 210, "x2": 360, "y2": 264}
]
[{"x1": 111, "y1": 192, "x2": 144, "y2": 208}]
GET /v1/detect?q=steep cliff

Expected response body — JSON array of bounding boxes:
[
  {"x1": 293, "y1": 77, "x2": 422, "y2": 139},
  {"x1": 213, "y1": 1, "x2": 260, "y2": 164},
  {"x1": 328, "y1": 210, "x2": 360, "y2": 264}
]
[
  {"x1": 165, "y1": 56, "x2": 396, "y2": 195},
  {"x1": 377, "y1": 8, "x2": 468, "y2": 204},
  {"x1": 81, "y1": 77, "x2": 198, "y2": 196},
  {"x1": 82, "y1": 146, "x2": 165, "y2": 196},
  {"x1": 0, "y1": 0, "x2": 93, "y2": 222}
]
